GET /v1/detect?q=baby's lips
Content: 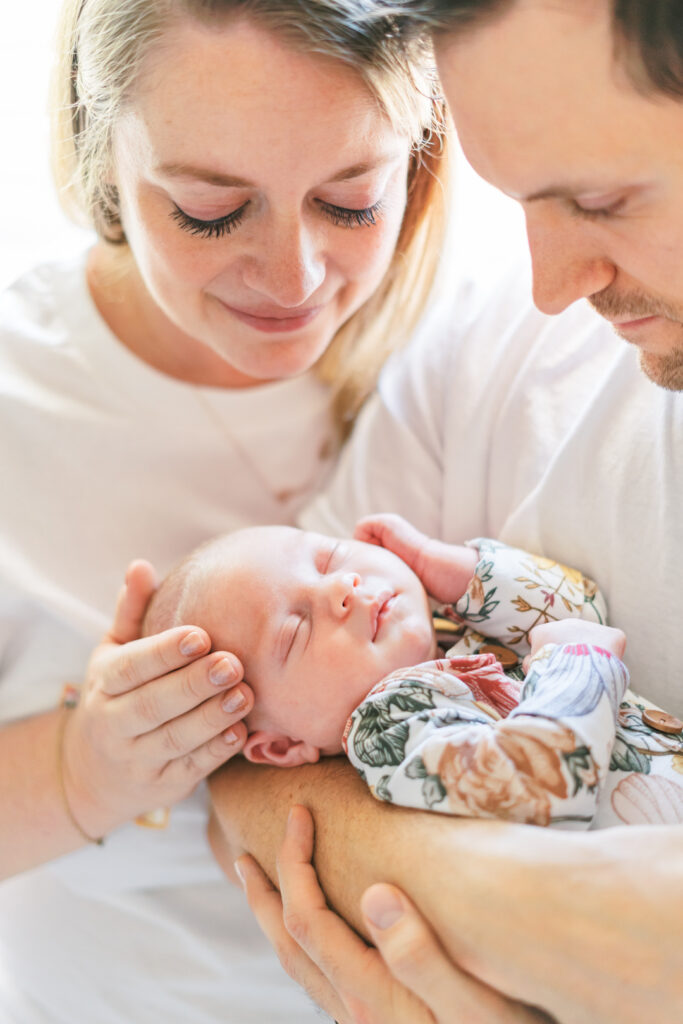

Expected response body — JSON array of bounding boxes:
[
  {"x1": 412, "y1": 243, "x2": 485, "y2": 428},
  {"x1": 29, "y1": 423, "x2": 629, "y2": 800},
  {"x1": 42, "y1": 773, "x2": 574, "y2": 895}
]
[{"x1": 371, "y1": 590, "x2": 395, "y2": 640}]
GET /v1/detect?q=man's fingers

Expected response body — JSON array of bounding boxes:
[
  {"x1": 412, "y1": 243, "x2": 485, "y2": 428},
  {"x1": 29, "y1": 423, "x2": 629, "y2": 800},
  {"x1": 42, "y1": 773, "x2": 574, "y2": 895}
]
[
  {"x1": 108, "y1": 559, "x2": 159, "y2": 645},
  {"x1": 362, "y1": 885, "x2": 549, "y2": 1024},
  {"x1": 235, "y1": 853, "x2": 349, "y2": 1022},
  {"x1": 277, "y1": 807, "x2": 434, "y2": 1024}
]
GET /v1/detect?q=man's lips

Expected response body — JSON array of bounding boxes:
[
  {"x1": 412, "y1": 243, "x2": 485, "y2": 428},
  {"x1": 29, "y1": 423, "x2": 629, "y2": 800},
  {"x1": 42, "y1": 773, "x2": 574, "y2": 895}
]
[
  {"x1": 610, "y1": 315, "x2": 660, "y2": 330},
  {"x1": 372, "y1": 593, "x2": 396, "y2": 640},
  {"x1": 218, "y1": 300, "x2": 323, "y2": 334}
]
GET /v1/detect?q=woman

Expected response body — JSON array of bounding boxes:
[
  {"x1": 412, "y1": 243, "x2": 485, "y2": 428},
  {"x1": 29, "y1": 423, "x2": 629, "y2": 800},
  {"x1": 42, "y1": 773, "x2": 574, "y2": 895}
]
[{"x1": 0, "y1": 1, "x2": 447, "y2": 1020}]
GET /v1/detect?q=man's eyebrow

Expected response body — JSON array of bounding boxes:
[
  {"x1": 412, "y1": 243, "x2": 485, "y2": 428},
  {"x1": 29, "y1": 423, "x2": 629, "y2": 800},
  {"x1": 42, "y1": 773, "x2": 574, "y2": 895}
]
[{"x1": 522, "y1": 183, "x2": 622, "y2": 203}]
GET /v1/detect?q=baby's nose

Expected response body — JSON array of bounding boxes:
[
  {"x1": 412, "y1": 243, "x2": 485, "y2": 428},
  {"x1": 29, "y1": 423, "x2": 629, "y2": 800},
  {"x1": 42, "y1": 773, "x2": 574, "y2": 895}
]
[{"x1": 327, "y1": 571, "x2": 361, "y2": 616}]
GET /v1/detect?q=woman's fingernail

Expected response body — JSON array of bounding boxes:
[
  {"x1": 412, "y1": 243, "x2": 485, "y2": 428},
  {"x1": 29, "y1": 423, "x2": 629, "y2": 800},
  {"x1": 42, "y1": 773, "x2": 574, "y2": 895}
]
[
  {"x1": 224, "y1": 727, "x2": 240, "y2": 744},
  {"x1": 233, "y1": 859, "x2": 246, "y2": 888},
  {"x1": 363, "y1": 886, "x2": 404, "y2": 930},
  {"x1": 222, "y1": 687, "x2": 246, "y2": 712},
  {"x1": 179, "y1": 631, "x2": 206, "y2": 656},
  {"x1": 210, "y1": 658, "x2": 238, "y2": 686}
]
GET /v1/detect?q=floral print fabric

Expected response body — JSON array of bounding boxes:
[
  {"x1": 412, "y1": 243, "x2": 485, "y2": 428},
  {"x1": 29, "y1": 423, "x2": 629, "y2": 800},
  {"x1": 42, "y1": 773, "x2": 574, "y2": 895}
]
[{"x1": 343, "y1": 540, "x2": 683, "y2": 829}]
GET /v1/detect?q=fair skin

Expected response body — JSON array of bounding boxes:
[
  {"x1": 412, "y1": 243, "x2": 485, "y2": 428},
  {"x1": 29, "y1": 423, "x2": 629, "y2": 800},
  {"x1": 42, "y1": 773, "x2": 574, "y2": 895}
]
[
  {"x1": 205, "y1": 3, "x2": 682, "y2": 1021},
  {"x1": 89, "y1": 17, "x2": 410, "y2": 388},
  {"x1": 189, "y1": 526, "x2": 437, "y2": 764},
  {"x1": 0, "y1": 14, "x2": 414, "y2": 877},
  {"x1": 435, "y1": 0, "x2": 683, "y2": 390},
  {"x1": 189, "y1": 516, "x2": 622, "y2": 764}
]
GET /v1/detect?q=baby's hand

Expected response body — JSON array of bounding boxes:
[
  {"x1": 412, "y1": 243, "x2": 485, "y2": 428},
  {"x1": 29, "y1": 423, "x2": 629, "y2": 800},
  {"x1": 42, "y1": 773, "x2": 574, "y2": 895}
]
[
  {"x1": 527, "y1": 619, "x2": 627, "y2": 671},
  {"x1": 354, "y1": 513, "x2": 478, "y2": 604}
]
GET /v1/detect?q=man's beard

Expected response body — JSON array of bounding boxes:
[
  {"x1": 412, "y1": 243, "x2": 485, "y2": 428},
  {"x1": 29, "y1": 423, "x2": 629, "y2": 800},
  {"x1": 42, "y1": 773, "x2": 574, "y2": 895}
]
[{"x1": 589, "y1": 287, "x2": 683, "y2": 391}]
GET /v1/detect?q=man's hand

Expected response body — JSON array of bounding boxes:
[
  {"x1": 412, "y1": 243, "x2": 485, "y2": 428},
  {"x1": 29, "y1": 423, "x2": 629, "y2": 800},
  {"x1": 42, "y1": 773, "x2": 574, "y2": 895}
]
[
  {"x1": 235, "y1": 805, "x2": 550, "y2": 1024},
  {"x1": 354, "y1": 513, "x2": 478, "y2": 604}
]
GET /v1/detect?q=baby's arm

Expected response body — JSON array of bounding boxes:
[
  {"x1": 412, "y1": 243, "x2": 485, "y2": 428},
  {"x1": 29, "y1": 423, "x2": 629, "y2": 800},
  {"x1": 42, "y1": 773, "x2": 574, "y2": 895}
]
[
  {"x1": 354, "y1": 514, "x2": 477, "y2": 604},
  {"x1": 345, "y1": 643, "x2": 629, "y2": 828},
  {"x1": 354, "y1": 517, "x2": 608, "y2": 658},
  {"x1": 451, "y1": 538, "x2": 609, "y2": 656}
]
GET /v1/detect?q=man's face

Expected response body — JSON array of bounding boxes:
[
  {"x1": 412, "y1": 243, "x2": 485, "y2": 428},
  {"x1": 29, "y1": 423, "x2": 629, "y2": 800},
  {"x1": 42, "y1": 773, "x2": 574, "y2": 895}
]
[
  {"x1": 199, "y1": 527, "x2": 435, "y2": 757},
  {"x1": 435, "y1": 0, "x2": 683, "y2": 389}
]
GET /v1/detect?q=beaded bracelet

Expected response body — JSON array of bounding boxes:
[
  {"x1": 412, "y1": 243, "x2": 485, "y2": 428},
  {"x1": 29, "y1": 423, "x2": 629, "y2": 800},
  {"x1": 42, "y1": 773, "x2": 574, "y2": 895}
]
[{"x1": 56, "y1": 684, "x2": 105, "y2": 846}]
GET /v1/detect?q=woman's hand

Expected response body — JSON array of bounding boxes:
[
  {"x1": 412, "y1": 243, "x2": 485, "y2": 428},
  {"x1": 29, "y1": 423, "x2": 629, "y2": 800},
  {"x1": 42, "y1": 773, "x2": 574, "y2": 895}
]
[
  {"x1": 61, "y1": 560, "x2": 254, "y2": 839},
  {"x1": 354, "y1": 513, "x2": 478, "y2": 605},
  {"x1": 236, "y1": 805, "x2": 550, "y2": 1024}
]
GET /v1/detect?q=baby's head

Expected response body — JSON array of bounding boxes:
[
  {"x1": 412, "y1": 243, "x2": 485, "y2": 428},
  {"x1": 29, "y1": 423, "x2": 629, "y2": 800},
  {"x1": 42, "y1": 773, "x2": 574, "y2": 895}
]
[{"x1": 144, "y1": 526, "x2": 436, "y2": 765}]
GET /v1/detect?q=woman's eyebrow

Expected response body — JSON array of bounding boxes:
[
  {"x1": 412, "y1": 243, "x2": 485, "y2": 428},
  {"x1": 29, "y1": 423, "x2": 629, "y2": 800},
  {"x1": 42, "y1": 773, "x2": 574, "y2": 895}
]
[
  {"x1": 156, "y1": 163, "x2": 255, "y2": 188},
  {"x1": 327, "y1": 151, "x2": 404, "y2": 183}
]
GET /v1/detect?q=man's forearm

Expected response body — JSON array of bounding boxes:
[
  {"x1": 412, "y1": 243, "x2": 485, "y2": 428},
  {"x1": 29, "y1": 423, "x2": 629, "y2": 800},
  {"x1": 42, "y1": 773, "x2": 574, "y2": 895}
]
[{"x1": 208, "y1": 758, "x2": 683, "y2": 1024}]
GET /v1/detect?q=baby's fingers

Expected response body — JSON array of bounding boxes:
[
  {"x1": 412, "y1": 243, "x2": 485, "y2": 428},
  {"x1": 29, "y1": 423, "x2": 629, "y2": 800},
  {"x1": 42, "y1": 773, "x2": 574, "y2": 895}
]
[{"x1": 354, "y1": 513, "x2": 424, "y2": 560}]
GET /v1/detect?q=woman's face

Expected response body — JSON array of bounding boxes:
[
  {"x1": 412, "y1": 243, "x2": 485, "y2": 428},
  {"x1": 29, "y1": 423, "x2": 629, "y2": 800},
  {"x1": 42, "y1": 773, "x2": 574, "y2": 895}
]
[{"x1": 111, "y1": 16, "x2": 412, "y2": 384}]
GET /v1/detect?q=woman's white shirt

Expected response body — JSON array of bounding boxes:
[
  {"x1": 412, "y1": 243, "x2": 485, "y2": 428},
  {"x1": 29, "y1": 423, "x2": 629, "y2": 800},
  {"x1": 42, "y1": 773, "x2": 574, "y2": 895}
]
[{"x1": 0, "y1": 253, "x2": 335, "y2": 1023}]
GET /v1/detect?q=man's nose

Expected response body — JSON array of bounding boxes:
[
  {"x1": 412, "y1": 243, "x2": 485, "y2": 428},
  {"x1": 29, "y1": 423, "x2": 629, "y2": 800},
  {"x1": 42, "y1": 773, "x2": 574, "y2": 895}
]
[
  {"x1": 323, "y1": 571, "x2": 361, "y2": 619},
  {"x1": 242, "y1": 214, "x2": 326, "y2": 308},
  {"x1": 524, "y1": 205, "x2": 617, "y2": 315}
]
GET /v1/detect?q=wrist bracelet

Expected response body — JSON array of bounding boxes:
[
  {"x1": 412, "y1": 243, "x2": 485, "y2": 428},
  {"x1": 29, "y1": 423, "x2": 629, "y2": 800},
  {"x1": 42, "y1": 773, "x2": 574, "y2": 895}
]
[{"x1": 57, "y1": 684, "x2": 105, "y2": 846}]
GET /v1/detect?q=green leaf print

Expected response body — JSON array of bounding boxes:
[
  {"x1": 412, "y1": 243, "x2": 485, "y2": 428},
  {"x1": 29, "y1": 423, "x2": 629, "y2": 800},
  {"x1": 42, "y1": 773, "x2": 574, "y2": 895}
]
[
  {"x1": 352, "y1": 685, "x2": 437, "y2": 768},
  {"x1": 405, "y1": 756, "x2": 428, "y2": 779},
  {"x1": 422, "y1": 775, "x2": 447, "y2": 809},
  {"x1": 375, "y1": 775, "x2": 394, "y2": 803},
  {"x1": 610, "y1": 733, "x2": 651, "y2": 774},
  {"x1": 563, "y1": 746, "x2": 598, "y2": 796}
]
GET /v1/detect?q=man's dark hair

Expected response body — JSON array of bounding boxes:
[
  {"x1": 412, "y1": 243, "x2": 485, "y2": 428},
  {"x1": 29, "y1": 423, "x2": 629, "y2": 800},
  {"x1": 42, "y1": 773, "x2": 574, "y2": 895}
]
[{"x1": 403, "y1": 1, "x2": 683, "y2": 98}]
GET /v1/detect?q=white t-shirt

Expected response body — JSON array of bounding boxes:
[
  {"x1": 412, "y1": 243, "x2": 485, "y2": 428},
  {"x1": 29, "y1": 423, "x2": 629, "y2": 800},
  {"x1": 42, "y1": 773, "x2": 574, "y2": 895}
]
[
  {"x1": 0, "y1": 254, "x2": 336, "y2": 1023},
  {"x1": 303, "y1": 266, "x2": 683, "y2": 716}
]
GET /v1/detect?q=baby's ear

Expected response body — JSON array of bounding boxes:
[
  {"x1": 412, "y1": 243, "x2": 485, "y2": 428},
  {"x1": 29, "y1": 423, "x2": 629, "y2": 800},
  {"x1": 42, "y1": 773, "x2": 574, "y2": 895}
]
[{"x1": 242, "y1": 731, "x2": 320, "y2": 767}]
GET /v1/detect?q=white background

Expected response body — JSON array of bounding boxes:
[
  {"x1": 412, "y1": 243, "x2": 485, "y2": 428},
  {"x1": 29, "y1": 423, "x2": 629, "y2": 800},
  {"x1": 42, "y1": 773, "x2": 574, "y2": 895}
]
[{"x1": 0, "y1": 3, "x2": 526, "y2": 291}]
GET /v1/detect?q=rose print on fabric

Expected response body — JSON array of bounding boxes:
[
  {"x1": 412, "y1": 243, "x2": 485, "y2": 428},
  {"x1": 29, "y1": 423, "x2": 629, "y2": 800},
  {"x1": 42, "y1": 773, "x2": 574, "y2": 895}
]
[{"x1": 422, "y1": 718, "x2": 579, "y2": 825}]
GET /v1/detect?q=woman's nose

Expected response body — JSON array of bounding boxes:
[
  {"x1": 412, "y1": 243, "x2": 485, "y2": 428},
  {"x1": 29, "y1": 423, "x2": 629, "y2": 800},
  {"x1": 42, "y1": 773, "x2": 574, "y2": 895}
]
[
  {"x1": 324, "y1": 572, "x2": 361, "y2": 618},
  {"x1": 242, "y1": 215, "x2": 326, "y2": 308}
]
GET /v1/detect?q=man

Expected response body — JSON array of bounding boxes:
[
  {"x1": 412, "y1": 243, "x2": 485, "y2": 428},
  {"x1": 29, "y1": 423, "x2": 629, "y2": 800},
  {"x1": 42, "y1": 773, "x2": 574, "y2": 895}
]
[{"x1": 133, "y1": 2, "x2": 683, "y2": 1021}]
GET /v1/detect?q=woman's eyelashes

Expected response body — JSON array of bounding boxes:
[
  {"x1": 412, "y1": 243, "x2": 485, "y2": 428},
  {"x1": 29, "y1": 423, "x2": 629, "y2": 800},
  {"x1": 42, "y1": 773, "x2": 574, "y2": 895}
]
[
  {"x1": 170, "y1": 201, "x2": 249, "y2": 239},
  {"x1": 315, "y1": 199, "x2": 384, "y2": 229},
  {"x1": 170, "y1": 198, "x2": 384, "y2": 239}
]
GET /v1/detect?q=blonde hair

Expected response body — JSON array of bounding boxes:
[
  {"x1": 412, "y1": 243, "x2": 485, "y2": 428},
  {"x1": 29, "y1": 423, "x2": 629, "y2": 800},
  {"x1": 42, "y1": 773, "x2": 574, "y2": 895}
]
[{"x1": 52, "y1": 0, "x2": 448, "y2": 437}]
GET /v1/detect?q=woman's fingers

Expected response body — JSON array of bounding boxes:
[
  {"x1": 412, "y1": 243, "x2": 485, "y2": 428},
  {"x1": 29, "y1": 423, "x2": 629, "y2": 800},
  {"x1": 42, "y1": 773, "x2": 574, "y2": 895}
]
[
  {"x1": 107, "y1": 559, "x2": 159, "y2": 645},
  {"x1": 235, "y1": 853, "x2": 349, "y2": 1023},
  {"x1": 362, "y1": 885, "x2": 552, "y2": 1024},
  {"x1": 95, "y1": 625, "x2": 213, "y2": 696},
  {"x1": 112, "y1": 650, "x2": 248, "y2": 737}
]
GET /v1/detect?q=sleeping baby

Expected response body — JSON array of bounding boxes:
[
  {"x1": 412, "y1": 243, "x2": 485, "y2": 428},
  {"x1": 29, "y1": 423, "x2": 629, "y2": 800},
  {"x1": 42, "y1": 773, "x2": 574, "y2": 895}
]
[{"x1": 143, "y1": 515, "x2": 683, "y2": 829}]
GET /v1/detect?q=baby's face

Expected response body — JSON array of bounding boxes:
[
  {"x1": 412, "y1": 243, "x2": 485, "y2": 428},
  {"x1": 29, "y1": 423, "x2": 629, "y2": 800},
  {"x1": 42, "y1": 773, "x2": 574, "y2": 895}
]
[{"x1": 198, "y1": 526, "x2": 436, "y2": 755}]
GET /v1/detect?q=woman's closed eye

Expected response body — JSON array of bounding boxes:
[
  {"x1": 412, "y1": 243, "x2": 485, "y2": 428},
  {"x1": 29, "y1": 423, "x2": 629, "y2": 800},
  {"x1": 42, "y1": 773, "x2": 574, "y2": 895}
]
[
  {"x1": 170, "y1": 201, "x2": 250, "y2": 239},
  {"x1": 170, "y1": 199, "x2": 384, "y2": 240}
]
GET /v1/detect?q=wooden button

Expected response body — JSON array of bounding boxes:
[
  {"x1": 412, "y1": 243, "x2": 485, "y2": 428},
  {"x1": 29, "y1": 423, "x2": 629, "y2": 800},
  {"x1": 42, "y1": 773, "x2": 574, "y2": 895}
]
[
  {"x1": 480, "y1": 643, "x2": 519, "y2": 669},
  {"x1": 642, "y1": 708, "x2": 683, "y2": 735}
]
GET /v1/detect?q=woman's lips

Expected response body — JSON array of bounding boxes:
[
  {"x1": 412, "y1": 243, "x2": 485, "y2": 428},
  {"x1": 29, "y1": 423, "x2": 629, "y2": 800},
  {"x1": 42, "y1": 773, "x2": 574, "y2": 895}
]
[{"x1": 219, "y1": 300, "x2": 322, "y2": 334}]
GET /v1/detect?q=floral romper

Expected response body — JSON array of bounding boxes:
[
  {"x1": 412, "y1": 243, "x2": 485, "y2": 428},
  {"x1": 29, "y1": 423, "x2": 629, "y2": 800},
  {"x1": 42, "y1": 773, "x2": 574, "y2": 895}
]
[{"x1": 343, "y1": 540, "x2": 683, "y2": 829}]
